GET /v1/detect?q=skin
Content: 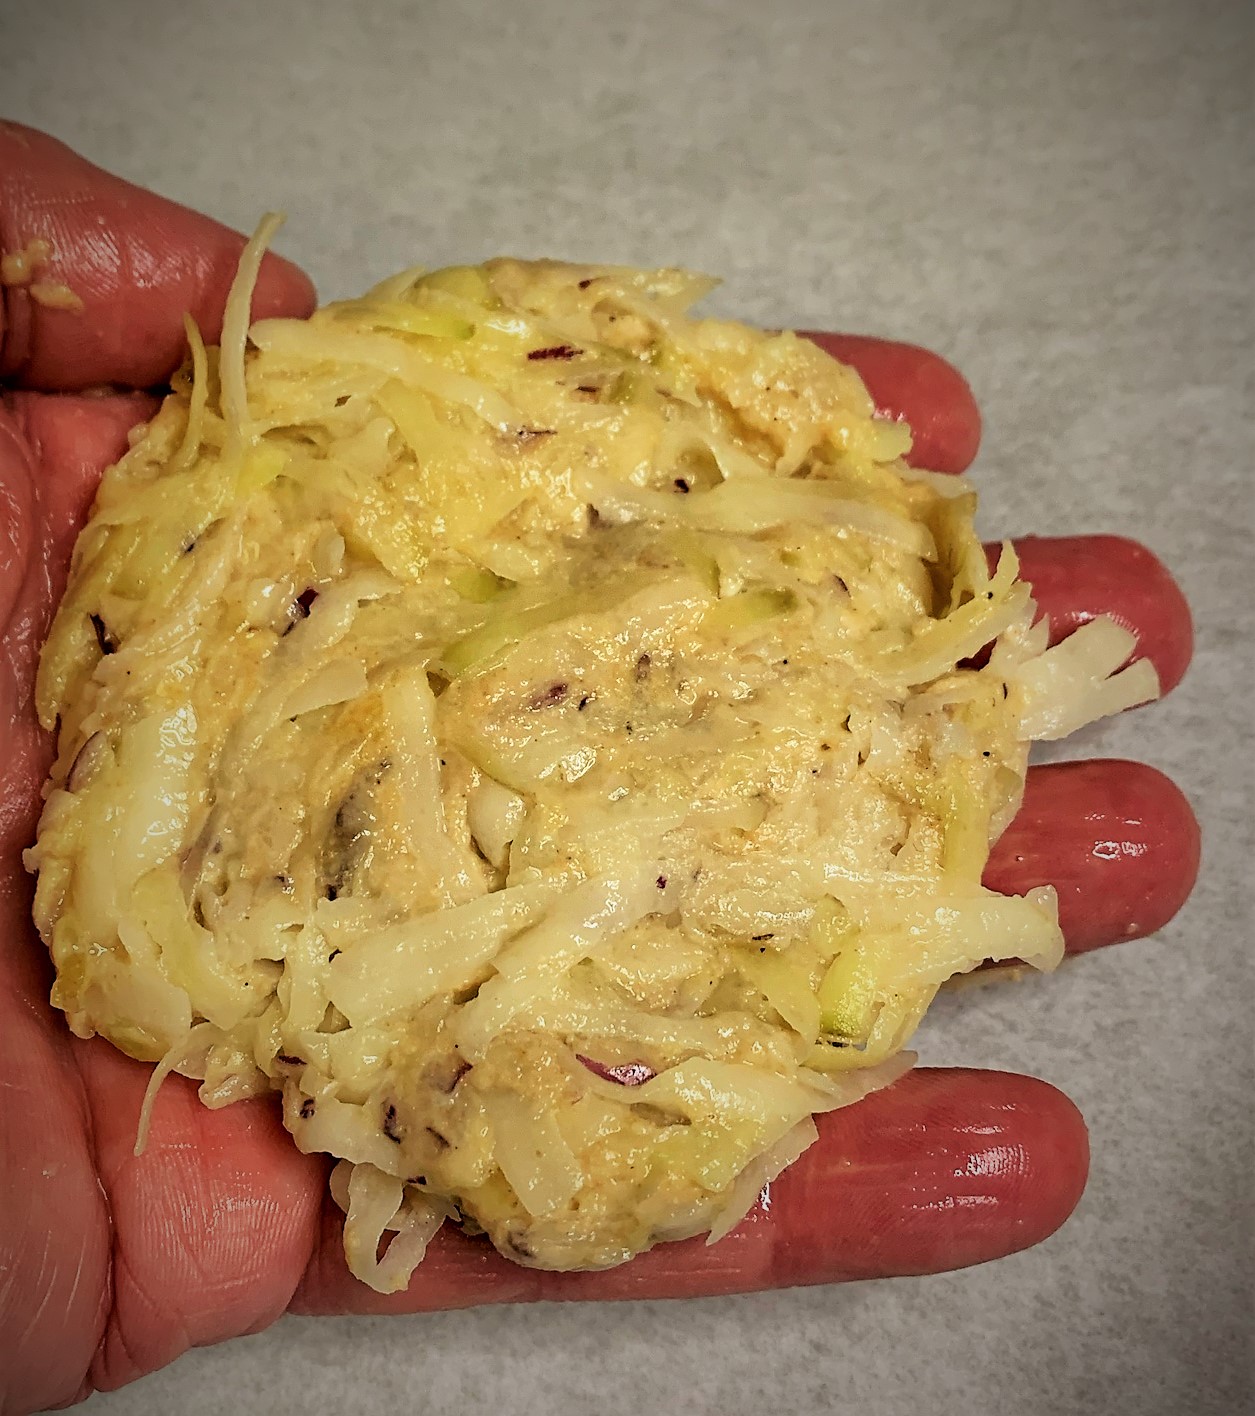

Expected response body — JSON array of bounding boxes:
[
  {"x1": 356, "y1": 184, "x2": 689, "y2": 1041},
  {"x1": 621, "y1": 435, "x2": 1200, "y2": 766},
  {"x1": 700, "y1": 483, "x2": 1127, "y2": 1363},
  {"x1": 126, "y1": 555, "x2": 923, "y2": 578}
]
[{"x1": 0, "y1": 123, "x2": 1199, "y2": 1414}]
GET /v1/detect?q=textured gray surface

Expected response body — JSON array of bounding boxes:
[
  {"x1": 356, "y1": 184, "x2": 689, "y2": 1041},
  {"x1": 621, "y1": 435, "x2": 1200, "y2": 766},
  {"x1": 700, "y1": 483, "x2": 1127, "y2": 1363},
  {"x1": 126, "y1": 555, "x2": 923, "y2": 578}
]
[{"x1": 2, "y1": 0, "x2": 1252, "y2": 1412}]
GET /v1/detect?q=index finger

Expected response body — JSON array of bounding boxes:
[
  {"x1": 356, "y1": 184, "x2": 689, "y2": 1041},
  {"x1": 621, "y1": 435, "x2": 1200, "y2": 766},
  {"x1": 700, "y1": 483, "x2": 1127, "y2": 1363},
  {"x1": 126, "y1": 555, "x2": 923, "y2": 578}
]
[{"x1": 0, "y1": 122, "x2": 315, "y2": 390}]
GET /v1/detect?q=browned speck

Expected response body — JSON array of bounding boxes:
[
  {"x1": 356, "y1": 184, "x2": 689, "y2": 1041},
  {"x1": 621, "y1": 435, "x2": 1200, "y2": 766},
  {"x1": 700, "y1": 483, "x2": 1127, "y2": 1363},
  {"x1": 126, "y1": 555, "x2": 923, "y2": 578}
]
[
  {"x1": 504, "y1": 1227, "x2": 537, "y2": 1258},
  {"x1": 89, "y1": 612, "x2": 116, "y2": 656},
  {"x1": 530, "y1": 681, "x2": 569, "y2": 709},
  {"x1": 436, "y1": 1059, "x2": 471, "y2": 1093},
  {"x1": 383, "y1": 1104, "x2": 403, "y2": 1142},
  {"x1": 527, "y1": 344, "x2": 581, "y2": 361},
  {"x1": 67, "y1": 731, "x2": 107, "y2": 793}
]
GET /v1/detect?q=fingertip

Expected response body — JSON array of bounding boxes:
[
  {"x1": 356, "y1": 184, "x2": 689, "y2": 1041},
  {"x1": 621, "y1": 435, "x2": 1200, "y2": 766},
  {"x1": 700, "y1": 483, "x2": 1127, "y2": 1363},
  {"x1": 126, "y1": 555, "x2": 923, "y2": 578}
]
[
  {"x1": 1134, "y1": 763, "x2": 1203, "y2": 938},
  {"x1": 1008, "y1": 535, "x2": 1194, "y2": 695},
  {"x1": 1082, "y1": 759, "x2": 1201, "y2": 946},
  {"x1": 989, "y1": 1072, "x2": 1090, "y2": 1254},
  {"x1": 778, "y1": 1069, "x2": 1089, "y2": 1279},
  {"x1": 801, "y1": 331, "x2": 983, "y2": 474},
  {"x1": 183, "y1": 240, "x2": 317, "y2": 345},
  {"x1": 254, "y1": 248, "x2": 318, "y2": 323},
  {"x1": 988, "y1": 759, "x2": 1201, "y2": 954},
  {"x1": 1, "y1": 124, "x2": 317, "y2": 389}
]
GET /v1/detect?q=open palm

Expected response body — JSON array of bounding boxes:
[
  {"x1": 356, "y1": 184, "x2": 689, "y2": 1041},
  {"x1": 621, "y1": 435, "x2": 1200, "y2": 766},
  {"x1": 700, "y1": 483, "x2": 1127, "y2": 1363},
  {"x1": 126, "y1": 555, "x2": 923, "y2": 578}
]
[{"x1": 0, "y1": 123, "x2": 1199, "y2": 1415}]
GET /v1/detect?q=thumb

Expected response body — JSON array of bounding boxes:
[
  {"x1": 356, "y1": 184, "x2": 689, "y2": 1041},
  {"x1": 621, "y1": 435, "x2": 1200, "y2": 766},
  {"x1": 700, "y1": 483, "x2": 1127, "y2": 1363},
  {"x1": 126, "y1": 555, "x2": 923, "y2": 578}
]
[{"x1": 0, "y1": 121, "x2": 315, "y2": 390}]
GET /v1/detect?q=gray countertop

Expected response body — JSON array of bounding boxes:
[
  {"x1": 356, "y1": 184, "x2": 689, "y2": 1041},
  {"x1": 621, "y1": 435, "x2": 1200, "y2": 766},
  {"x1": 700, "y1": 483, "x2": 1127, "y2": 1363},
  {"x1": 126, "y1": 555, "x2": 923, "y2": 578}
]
[{"x1": 3, "y1": 0, "x2": 1250, "y2": 1412}]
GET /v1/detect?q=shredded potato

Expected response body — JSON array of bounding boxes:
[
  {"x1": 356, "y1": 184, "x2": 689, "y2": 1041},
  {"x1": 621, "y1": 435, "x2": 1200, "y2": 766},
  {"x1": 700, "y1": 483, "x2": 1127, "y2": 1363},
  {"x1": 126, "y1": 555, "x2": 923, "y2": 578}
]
[{"x1": 26, "y1": 224, "x2": 1157, "y2": 1287}]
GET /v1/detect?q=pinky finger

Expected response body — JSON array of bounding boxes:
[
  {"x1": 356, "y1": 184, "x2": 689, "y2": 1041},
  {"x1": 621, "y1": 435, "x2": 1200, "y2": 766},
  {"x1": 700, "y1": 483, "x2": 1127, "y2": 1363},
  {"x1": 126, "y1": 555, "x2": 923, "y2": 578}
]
[{"x1": 290, "y1": 1068, "x2": 1087, "y2": 1315}]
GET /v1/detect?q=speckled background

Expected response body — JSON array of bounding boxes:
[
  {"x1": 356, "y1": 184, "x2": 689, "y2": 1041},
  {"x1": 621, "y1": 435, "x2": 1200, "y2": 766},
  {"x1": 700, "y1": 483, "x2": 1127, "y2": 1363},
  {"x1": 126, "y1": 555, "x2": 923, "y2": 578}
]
[{"x1": 1, "y1": 0, "x2": 1250, "y2": 1412}]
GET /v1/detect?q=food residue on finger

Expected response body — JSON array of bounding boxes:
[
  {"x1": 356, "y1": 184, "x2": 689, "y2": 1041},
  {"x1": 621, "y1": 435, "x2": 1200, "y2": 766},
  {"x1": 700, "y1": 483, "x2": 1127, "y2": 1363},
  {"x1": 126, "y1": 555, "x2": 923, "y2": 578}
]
[
  {"x1": 0, "y1": 235, "x2": 52, "y2": 287},
  {"x1": 25, "y1": 223, "x2": 1160, "y2": 1293},
  {"x1": 1, "y1": 236, "x2": 84, "y2": 312},
  {"x1": 28, "y1": 281, "x2": 85, "y2": 313}
]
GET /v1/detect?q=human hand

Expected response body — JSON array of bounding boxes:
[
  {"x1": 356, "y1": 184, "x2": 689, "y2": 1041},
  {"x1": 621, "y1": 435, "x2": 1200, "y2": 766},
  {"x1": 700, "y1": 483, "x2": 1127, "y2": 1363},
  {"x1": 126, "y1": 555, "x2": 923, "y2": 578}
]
[{"x1": 0, "y1": 122, "x2": 1199, "y2": 1414}]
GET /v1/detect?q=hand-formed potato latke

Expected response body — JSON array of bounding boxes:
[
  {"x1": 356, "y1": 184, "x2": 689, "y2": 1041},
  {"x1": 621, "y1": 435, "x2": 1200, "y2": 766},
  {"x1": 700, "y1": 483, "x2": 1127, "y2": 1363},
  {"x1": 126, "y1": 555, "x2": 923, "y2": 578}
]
[{"x1": 28, "y1": 229, "x2": 1157, "y2": 1288}]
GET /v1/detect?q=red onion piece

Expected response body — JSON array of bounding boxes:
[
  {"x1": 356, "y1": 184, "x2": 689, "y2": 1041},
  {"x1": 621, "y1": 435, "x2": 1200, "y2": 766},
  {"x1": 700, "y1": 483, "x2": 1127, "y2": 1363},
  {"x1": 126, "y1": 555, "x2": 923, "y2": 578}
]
[{"x1": 577, "y1": 1055, "x2": 655, "y2": 1087}]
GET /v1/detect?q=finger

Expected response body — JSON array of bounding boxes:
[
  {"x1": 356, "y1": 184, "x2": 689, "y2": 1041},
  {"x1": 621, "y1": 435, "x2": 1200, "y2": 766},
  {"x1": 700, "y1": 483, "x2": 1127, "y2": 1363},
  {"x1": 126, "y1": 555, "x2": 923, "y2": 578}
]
[
  {"x1": 801, "y1": 331, "x2": 982, "y2": 474},
  {"x1": 0, "y1": 121, "x2": 315, "y2": 390},
  {"x1": 995, "y1": 534, "x2": 1193, "y2": 696},
  {"x1": 986, "y1": 759, "x2": 1200, "y2": 955},
  {"x1": 291, "y1": 1067, "x2": 1087, "y2": 1315}
]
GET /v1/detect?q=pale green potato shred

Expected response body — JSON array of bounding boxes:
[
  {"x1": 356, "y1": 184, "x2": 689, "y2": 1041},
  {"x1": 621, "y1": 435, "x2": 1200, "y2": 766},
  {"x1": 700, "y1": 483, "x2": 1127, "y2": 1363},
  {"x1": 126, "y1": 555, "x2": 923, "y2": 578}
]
[{"x1": 27, "y1": 227, "x2": 1158, "y2": 1289}]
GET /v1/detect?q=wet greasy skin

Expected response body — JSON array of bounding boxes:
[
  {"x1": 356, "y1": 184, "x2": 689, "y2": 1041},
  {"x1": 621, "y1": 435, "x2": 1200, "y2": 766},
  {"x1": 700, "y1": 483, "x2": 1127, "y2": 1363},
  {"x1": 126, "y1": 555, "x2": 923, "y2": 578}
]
[
  {"x1": 986, "y1": 760, "x2": 1201, "y2": 953},
  {"x1": 0, "y1": 121, "x2": 1198, "y2": 1412}
]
